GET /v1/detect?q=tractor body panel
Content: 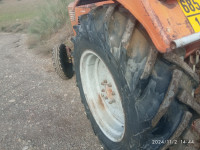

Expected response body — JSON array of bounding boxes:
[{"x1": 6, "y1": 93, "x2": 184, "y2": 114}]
[
  {"x1": 68, "y1": 1, "x2": 114, "y2": 34},
  {"x1": 68, "y1": 0, "x2": 200, "y2": 55},
  {"x1": 116, "y1": 0, "x2": 197, "y2": 53}
]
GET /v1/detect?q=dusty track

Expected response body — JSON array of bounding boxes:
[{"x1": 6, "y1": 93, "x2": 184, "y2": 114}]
[{"x1": 0, "y1": 33, "x2": 102, "y2": 150}]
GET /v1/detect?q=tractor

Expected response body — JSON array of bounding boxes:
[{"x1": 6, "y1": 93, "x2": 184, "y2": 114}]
[{"x1": 52, "y1": 0, "x2": 200, "y2": 149}]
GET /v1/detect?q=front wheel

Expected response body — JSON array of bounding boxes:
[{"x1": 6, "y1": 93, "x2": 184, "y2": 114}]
[
  {"x1": 73, "y1": 4, "x2": 200, "y2": 150},
  {"x1": 52, "y1": 44, "x2": 74, "y2": 80}
]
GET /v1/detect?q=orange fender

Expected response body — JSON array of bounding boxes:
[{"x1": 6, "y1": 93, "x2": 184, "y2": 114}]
[
  {"x1": 116, "y1": 0, "x2": 195, "y2": 53},
  {"x1": 69, "y1": 0, "x2": 198, "y2": 53}
]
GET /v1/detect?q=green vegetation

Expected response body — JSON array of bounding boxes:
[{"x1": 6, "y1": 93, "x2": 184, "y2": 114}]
[
  {"x1": 0, "y1": 9, "x2": 38, "y2": 23},
  {"x1": 28, "y1": 0, "x2": 72, "y2": 40},
  {"x1": 0, "y1": 0, "x2": 44, "y2": 32},
  {"x1": 0, "y1": 0, "x2": 73, "y2": 38},
  {"x1": 0, "y1": 0, "x2": 73, "y2": 50}
]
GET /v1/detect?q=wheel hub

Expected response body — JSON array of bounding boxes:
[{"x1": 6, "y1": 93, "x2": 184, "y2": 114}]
[{"x1": 80, "y1": 50, "x2": 125, "y2": 142}]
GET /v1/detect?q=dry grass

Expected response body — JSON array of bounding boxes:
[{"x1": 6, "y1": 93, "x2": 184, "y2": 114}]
[
  {"x1": 27, "y1": 0, "x2": 74, "y2": 53},
  {"x1": 0, "y1": 0, "x2": 74, "y2": 54},
  {"x1": 0, "y1": 0, "x2": 74, "y2": 53},
  {"x1": 27, "y1": 26, "x2": 74, "y2": 55},
  {"x1": 28, "y1": 0, "x2": 73, "y2": 40},
  {"x1": 0, "y1": 0, "x2": 45, "y2": 32}
]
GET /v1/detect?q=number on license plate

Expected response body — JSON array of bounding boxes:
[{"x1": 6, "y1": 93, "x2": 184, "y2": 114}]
[{"x1": 177, "y1": 0, "x2": 200, "y2": 32}]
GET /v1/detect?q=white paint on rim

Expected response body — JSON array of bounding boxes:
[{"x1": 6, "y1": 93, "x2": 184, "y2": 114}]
[{"x1": 80, "y1": 50, "x2": 125, "y2": 142}]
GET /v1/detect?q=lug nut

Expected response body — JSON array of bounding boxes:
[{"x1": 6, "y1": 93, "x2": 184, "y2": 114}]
[
  {"x1": 109, "y1": 99, "x2": 115, "y2": 104},
  {"x1": 101, "y1": 89, "x2": 105, "y2": 92},
  {"x1": 108, "y1": 83, "x2": 112, "y2": 87}
]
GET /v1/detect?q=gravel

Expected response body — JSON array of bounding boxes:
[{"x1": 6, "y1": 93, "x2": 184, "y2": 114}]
[{"x1": 0, "y1": 33, "x2": 102, "y2": 150}]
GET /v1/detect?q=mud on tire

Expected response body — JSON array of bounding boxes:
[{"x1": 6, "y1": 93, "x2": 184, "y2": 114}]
[{"x1": 73, "y1": 4, "x2": 200, "y2": 150}]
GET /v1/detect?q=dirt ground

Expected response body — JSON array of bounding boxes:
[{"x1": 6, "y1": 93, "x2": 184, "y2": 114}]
[{"x1": 0, "y1": 33, "x2": 103, "y2": 150}]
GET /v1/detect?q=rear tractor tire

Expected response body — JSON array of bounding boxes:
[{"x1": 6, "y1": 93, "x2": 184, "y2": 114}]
[
  {"x1": 52, "y1": 44, "x2": 74, "y2": 80},
  {"x1": 73, "y1": 4, "x2": 200, "y2": 150}
]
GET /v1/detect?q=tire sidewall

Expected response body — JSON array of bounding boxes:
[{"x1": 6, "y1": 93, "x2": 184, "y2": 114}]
[{"x1": 74, "y1": 37, "x2": 140, "y2": 150}]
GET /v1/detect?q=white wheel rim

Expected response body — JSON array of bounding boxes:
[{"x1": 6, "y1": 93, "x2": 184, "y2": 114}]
[{"x1": 80, "y1": 50, "x2": 125, "y2": 142}]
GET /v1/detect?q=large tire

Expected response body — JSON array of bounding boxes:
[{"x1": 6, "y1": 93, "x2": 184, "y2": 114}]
[
  {"x1": 73, "y1": 4, "x2": 200, "y2": 150},
  {"x1": 52, "y1": 44, "x2": 74, "y2": 80}
]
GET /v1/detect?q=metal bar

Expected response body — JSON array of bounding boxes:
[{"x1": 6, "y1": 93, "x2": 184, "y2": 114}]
[{"x1": 170, "y1": 32, "x2": 200, "y2": 50}]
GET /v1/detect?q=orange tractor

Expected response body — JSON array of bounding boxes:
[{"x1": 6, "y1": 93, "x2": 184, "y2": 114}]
[{"x1": 52, "y1": 0, "x2": 200, "y2": 149}]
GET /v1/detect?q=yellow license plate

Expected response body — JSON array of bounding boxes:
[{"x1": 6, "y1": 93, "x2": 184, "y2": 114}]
[{"x1": 177, "y1": 0, "x2": 200, "y2": 32}]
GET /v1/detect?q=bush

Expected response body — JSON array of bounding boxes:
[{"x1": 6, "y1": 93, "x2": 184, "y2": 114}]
[{"x1": 28, "y1": 0, "x2": 72, "y2": 40}]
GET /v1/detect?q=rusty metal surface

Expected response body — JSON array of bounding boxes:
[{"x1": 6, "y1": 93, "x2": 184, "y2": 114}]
[
  {"x1": 170, "y1": 32, "x2": 200, "y2": 50},
  {"x1": 151, "y1": 69, "x2": 182, "y2": 127},
  {"x1": 68, "y1": 1, "x2": 114, "y2": 35},
  {"x1": 69, "y1": 0, "x2": 200, "y2": 54},
  {"x1": 116, "y1": 0, "x2": 194, "y2": 53},
  {"x1": 68, "y1": 2, "x2": 91, "y2": 35},
  {"x1": 185, "y1": 41, "x2": 200, "y2": 58}
]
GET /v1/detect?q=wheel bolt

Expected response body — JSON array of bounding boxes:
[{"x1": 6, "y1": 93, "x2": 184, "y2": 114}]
[
  {"x1": 109, "y1": 99, "x2": 115, "y2": 104},
  {"x1": 108, "y1": 83, "x2": 112, "y2": 87}
]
